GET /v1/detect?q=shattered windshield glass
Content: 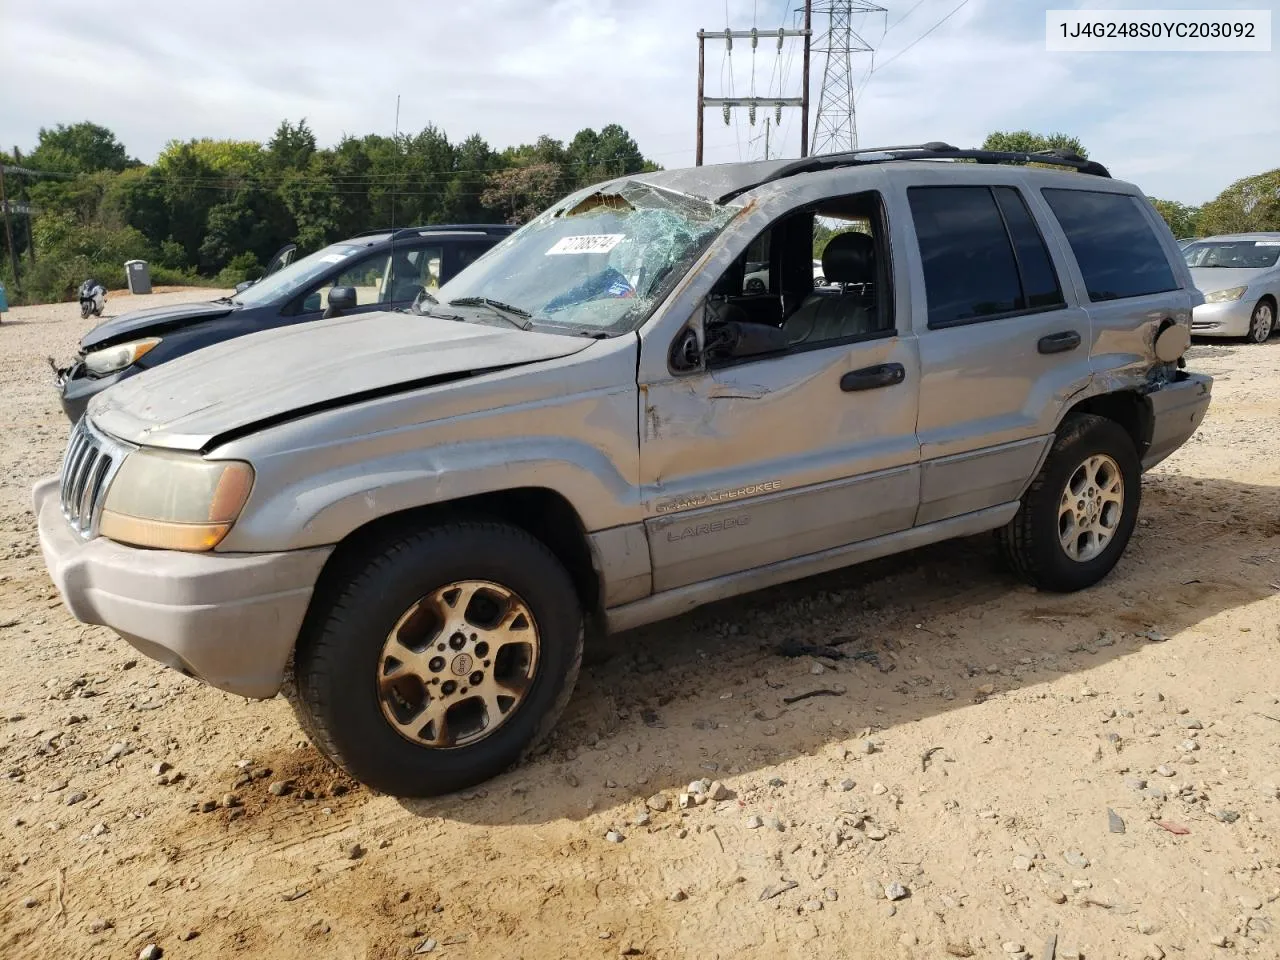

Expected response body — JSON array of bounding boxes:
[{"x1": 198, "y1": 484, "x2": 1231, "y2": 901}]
[{"x1": 430, "y1": 182, "x2": 734, "y2": 335}]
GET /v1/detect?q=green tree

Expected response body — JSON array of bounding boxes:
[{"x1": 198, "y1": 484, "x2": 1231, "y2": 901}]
[
  {"x1": 27, "y1": 121, "x2": 135, "y2": 174},
  {"x1": 267, "y1": 119, "x2": 317, "y2": 173},
  {"x1": 981, "y1": 130, "x2": 1089, "y2": 158},
  {"x1": 481, "y1": 163, "x2": 563, "y2": 224},
  {"x1": 1147, "y1": 198, "x2": 1201, "y2": 238},
  {"x1": 1197, "y1": 168, "x2": 1280, "y2": 236}
]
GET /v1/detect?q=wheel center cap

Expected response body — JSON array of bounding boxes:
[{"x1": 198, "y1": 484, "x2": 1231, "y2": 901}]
[{"x1": 450, "y1": 653, "x2": 474, "y2": 676}]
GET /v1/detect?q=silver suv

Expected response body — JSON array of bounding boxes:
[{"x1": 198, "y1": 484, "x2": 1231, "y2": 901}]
[{"x1": 35, "y1": 143, "x2": 1212, "y2": 797}]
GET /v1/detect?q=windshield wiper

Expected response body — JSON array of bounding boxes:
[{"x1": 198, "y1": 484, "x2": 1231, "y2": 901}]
[
  {"x1": 448, "y1": 297, "x2": 533, "y2": 330},
  {"x1": 213, "y1": 296, "x2": 236, "y2": 304}
]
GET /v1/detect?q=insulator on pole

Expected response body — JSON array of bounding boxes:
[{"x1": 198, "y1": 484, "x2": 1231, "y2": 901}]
[
  {"x1": 751, "y1": 27, "x2": 758, "y2": 49},
  {"x1": 748, "y1": 104, "x2": 757, "y2": 126},
  {"x1": 724, "y1": 28, "x2": 732, "y2": 50},
  {"x1": 775, "y1": 104, "x2": 783, "y2": 124},
  {"x1": 777, "y1": 28, "x2": 785, "y2": 51},
  {"x1": 723, "y1": 104, "x2": 731, "y2": 125}
]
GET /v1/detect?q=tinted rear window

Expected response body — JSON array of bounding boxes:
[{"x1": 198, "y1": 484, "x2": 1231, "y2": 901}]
[
  {"x1": 908, "y1": 186, "x2": 1024, "y2": 327},
  {"x1": 993, "y1": 187, "x2": 1064, "y2": 310},
  {"x1": 1042, "y1": 189, "x2": 1177, "y2": 301}
]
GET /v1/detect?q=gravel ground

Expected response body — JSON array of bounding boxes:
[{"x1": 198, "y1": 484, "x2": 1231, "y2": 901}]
[{"x1": 1, "y1": 290, "x2": 1278, "y2": 960}]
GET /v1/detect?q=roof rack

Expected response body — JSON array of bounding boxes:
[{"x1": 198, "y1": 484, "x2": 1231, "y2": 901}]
[
  {"x1": 720, "y1": 141, "x2": 1110, "y2": 202},
  {"x1": 348, "y1": 223, "x2": 518, "y2": 240}
]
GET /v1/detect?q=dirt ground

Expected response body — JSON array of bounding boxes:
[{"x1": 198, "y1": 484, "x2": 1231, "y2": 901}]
[{"x1": 1, "y1": 289, "x2": 1278, "y2": 960}]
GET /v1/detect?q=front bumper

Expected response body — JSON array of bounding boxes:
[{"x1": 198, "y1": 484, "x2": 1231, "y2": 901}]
[
  {"x1": 1191, "y1": 298, "x2": 1252, "y2": 338},
  {"x1": 34, "y1": 476, "x2": 333, "y2": 699},
  {"x1": 54, "y1": 360, "x2": 131, "y2": 424},
  {"x1": 1142, "y1": 372, "x2": 1213, "y2": 471}
]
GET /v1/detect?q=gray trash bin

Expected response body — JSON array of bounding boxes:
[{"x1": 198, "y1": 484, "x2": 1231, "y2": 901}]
[{"x1": 125, "y1": 259, "x2": 152, "y2": 295}]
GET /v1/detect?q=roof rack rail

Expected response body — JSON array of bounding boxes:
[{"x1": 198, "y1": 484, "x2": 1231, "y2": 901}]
[
  {"x1": 348, "y1": 223, "x2": 517, "y2": 240},
  {"x1": 720, "y1": 141, "x2": 1110, "y2": 202}
]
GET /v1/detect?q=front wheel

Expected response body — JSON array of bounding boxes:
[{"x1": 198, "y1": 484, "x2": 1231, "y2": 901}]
[
  {"x1": 998, "y1": 413, "x2": 1141, "y2": 592},
  {"x1": 293, "y1": 521, "x2": 583, "y2": 796},
  {"x1": 1246, "y1": 299, "x2": 1275, "y2": 344},
  {"x1": 80, "y1": 303, "x2": 91, "y2": 319}
]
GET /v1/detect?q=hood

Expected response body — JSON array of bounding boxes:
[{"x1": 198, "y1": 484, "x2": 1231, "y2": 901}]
[
  {"x1": 89, "y1": 310, "x2": 594, "y2": 451},
  {"x1": 1189, "y1": 266, "x2": 1265, "y2": 294},
  {"x1": 81, "y1": 300, "x2": 237, "y2": 350}
]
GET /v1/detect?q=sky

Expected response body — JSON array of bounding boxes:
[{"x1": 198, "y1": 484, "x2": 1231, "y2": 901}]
[{"x1": 0, "y1": 0, "x2": 1276, "y2": 205}]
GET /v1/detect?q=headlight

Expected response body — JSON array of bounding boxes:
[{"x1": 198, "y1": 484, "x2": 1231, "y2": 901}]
[
  {"x1": 1203, "y1": 286, "x2": 1247, "y2": 304},
  {"x1": 83, "y1": 338, "x2": 161, "y2": 376},
  {"x1": 99, "y1": 450, "x2": 254, "y2": 551}
]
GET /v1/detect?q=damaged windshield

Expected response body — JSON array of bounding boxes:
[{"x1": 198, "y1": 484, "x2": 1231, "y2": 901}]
[{"x1": 430, "y1": 181, "x2": 734, "y2": 335}]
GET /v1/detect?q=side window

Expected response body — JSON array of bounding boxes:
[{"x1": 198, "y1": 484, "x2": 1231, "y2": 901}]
[
  {"x1": 300, "y1": 253, "x2": 392, "y2": 312},
  {"x1": 454, "y1": 242, "x2": 492, "y2": 276},
  {"x1": 1042, "y1": 189, "x2": 1177, "y2": 302},
  {"x1": 908, "y1": 186, "x2": 1025, "y2": 328},
  {"x1": 706, "y1": 189, "x2": 893, "y2": 365},
  {"x1": 992, "y1": 187, "x2": 1065, "y2": 310},
  {"x1": 387, "y1": 246, "x2": 444, "y2": 303}
]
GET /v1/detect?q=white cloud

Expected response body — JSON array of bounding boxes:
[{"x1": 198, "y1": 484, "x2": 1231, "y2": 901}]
[{"x1": 0, "y1": 0, "x2": 1276, "y2": 203}]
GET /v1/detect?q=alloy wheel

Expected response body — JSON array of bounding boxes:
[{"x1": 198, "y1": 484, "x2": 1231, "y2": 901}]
[
  {"x1": 1058, "y1": 454, "x2": 1125, "y2": 563},
  {"x1": 377, "y1": 580, "x2": 540, "y2": 749}
]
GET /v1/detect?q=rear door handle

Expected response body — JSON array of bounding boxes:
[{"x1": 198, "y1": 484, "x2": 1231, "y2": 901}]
[
  {"x1": 840, "y1": 362, "x2": 906, "y2": 392},
  {"x1": 1038, "y1": 330, "x2": 1081, "y2": 354}
]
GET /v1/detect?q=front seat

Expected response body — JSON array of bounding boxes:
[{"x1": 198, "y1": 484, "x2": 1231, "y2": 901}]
[
  {"x1": 782, "y1": 232, "x2": 879, "y2": 345},
  {"x1": 387, "y1": 253, "x2": 426, "y2": 303}
]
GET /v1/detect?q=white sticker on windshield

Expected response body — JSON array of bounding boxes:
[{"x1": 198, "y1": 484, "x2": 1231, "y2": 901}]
[
  {"x1": 1255, "y1": 241, "x2": 1280, "y2": 246},
  {"x1": 545, "y1": 234, "x2": 624, "y2": 256},
  {"x1": 319, "y1": 253, "x2": 348, "y2": 263}
]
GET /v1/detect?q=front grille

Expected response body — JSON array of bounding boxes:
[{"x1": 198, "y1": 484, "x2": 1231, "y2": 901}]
[{"x1": 59, "y1": 419, "x2": 128, "y2": 538}]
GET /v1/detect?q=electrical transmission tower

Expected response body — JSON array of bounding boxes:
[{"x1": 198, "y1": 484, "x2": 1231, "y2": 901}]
[{"x1": 810, "y1": 1, "x2": 884, "y2": 156}]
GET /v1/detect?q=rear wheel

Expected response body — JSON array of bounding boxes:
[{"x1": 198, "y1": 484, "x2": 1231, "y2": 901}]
[
  {"x1": 1247, "y1": 299, "x2": 1275, "y2": 343},
  {"x1": 998, "y1": 414, "x2": 1141, "y2": 592},
  {"x1": 294, "y1": 521, "x2": 583, "y2": 797}
]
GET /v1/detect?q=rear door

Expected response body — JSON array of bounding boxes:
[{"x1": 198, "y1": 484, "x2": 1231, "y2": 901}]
[
  {"x1": 900, "y1": 175, "x2": 1094, "y2": 524},
  {"x1": 1037, "y1": 187, "x2": 1194, "y2": 379}
]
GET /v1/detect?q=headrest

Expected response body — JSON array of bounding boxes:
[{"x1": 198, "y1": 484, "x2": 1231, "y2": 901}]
[{"x1": 822, "y1": 231, "x2": 876, "y2": 285}]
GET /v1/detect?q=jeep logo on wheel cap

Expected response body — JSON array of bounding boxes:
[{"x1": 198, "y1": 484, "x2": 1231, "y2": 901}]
[{"x1": 450, "y1": 654, "x2": 474, "y2": 676}]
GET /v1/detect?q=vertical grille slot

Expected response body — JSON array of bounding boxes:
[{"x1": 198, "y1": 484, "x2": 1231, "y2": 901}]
[{"x1": 57, "y1": 419, "x2": 126, "y2": 539}]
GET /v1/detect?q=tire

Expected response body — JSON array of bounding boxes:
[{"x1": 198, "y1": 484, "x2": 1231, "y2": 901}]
[
  {"x1": 1246, "y1": 299, "x2": 1275, "y2": 344},
  {"x1": 293, "y1": 521, "x2": 583, "y2": 797},
  {"x1": 744, "y1": 277, "x2": 766, "y2": 295},
  {"x1": 80, "y1": 303, "x2": 91, "y2": 319},
  {"x1": 997, "y1": 413, "x2": 1141, "y2": 592}
]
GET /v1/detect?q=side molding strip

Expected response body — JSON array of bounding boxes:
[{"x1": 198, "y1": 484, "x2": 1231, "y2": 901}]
[{"x1": 604, "y1": 501, "x2": 1019, "y2": 634}]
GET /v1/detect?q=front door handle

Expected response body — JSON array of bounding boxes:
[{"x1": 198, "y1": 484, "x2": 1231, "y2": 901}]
[
  {"x1": 840, "y1": 362, "x2": 906, "y2": 392},
  {"x1": 1038, "y1": 330, "x2": 1081, "y2": 354}
]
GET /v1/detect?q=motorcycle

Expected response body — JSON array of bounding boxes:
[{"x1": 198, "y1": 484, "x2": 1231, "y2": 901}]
[{"x1": 78, "y1": 279, "x2": 106, "y2": 319}]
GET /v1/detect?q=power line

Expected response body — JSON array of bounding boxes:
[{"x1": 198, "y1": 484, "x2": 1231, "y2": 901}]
[{"x1": 869, "y1": 0, "x2": 971, "y2": 76}]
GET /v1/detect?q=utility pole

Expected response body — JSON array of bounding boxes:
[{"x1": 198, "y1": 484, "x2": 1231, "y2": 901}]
[
  {"x1": 801, "y1": 0, "x2": 812, "y2": 159},
  {"x1": 696, "y1": 33, "x2": 706, "y2": 166},
  {"x1": 811, "y1": 1, "x2": 883, "y2": 156},
  {"x1": 0, "y1": 162, "x2": 19, "y2": 294},
  {"x1": 695, "y1": 8, "x2": 813, "y2": 166},
  {"x1": 14, "y1": 148, "x2": 33, "y2": 266}
]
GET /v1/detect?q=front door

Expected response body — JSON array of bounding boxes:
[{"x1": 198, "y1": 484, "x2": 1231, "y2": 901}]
[{"x1": 637, "y1": 189, "x2": 922, "y2": 593}]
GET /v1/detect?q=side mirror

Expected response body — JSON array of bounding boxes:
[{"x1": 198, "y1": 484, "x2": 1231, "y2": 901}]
[
  {"x1": 234, "y1": 280, "x2": 255, "y2": 294},
  {"x1": 323, "y1": 286, "x2": 358, "y2": 319},
  {"x1": 705, "y1": 319, "x2": 790, "y2": 363}
]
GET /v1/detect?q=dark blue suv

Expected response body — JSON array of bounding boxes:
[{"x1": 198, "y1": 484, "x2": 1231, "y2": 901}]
[{"x1": 53, "y1": 223, "x2": 516, "y2": 423}]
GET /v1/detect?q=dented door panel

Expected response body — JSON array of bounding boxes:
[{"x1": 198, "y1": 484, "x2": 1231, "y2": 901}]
[{"x1": 638, "y1": 336, "x2": 922, "y2": 591}]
